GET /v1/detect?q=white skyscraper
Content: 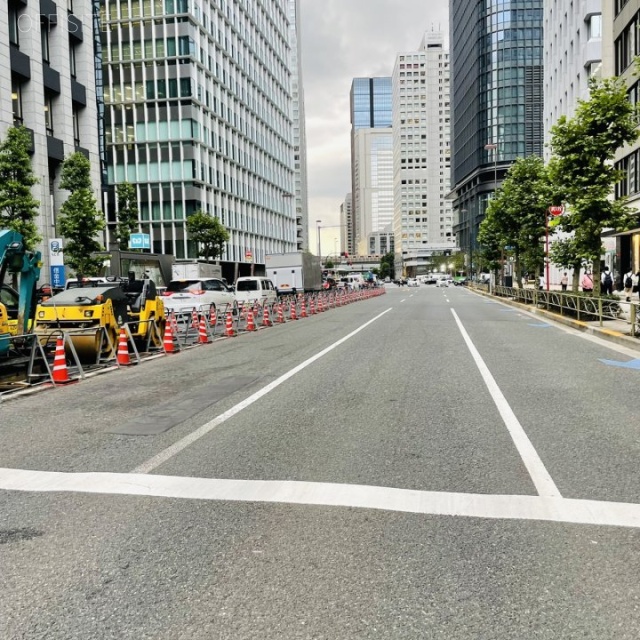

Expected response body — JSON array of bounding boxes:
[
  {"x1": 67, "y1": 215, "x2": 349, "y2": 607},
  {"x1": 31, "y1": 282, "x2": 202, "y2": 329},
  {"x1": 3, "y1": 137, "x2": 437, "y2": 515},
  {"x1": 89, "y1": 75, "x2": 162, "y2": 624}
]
[
  {"x1": 352, "y1": 128, "x2": 393, "y2": 255},
  {"x1": 392, "y1": 32, "x2": 453, "y2": 275},
  {"x1": 544, "y1": 0, "x2": 602, "y2": 159}
]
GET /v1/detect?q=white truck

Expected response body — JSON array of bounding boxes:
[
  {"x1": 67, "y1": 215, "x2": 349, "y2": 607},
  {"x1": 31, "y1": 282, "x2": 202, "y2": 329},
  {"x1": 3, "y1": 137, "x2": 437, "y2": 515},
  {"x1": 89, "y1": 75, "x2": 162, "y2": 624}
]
[
  {"x1": 265, "y1": 252, "x2": 323, "y2": 295},
  {"x1": 171, "y1": 261, "x2": 222, "y2": 280}
]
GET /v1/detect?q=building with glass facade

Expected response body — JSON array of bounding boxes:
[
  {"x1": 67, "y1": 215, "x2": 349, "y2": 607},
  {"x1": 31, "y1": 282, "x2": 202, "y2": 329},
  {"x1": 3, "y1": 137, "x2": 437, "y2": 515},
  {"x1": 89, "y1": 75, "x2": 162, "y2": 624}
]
[
  {"x1": 392, "y1": 32, "x2": 454, "y2": 275},
  {"x1": 287, "y1": 0, "x2": 309, "y2": 252},
  {"x1": 0, "y1": 0, "x2": 101, "y2": 280},
  {"x1": 349, "y1": 76, "x2": 392, "y2": 255},
  {"x1": 101, "y1": 0, "x2": 297, "y2": 279},
  {"x1": 605, "y1": 0, "x2": 640, "y2": 275},
  {"x1": 450, "y1": 0, "x2": 544, "y2": 272}
]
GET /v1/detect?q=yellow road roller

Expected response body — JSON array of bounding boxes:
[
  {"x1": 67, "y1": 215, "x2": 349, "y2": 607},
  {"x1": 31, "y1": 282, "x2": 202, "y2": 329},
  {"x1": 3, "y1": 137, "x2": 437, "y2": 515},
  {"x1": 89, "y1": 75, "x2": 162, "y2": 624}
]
[{"x1": 34, "y1": 279, "x2": 165, "y2": 363}]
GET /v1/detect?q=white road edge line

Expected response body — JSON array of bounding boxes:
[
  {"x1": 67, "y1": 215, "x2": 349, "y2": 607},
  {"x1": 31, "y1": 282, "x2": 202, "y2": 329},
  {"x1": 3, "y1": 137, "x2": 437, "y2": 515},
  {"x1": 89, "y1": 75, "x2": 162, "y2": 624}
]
[
  {"x1": 451, "y1": 308, "x2": 561, "y2": 498},
  {"x1": 131, "y1": 307, "x2": 393, "y2": 474},
  {"x1": 1, "y1": 468, "x2": 639, "y2": 529}
]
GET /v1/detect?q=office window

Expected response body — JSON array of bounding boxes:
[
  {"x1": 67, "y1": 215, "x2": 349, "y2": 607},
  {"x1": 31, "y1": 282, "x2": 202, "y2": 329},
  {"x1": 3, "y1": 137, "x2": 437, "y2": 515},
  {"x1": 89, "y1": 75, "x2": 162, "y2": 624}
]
[
  {"x1": 69, "y1": 44, "x2": 77, "y2": 77},
  {"x1": 44, "y1": 96, "x2": 54, "y2": 135},
  {"x1": 72, "y1": 108, "x2": 80, "y2": 146},
  {"x1": 41, "y1": 22, "x2": 50, "y2": 63},
  {"x1": 12, "y1": 81, "x2": 23, "y2": 125},
  {"x1": 9, "y1": 6, "x2": 20, "y2": 46}
]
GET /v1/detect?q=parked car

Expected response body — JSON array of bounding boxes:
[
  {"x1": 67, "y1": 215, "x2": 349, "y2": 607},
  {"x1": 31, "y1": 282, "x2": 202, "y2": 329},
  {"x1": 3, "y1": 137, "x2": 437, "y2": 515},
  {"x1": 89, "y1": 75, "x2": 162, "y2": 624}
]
[
  {"x1": 437, "y1": 278, "x2": 450, "y2": 288},
  {"x1": 162, "y1": 278, "x2": 236, "y2": 317},
  {"x1": 234, "y1": 276, "x2": 278, "y2": 305},
  {"x1": 407, "y1": 278, "x2": 419, "y2": 287}
]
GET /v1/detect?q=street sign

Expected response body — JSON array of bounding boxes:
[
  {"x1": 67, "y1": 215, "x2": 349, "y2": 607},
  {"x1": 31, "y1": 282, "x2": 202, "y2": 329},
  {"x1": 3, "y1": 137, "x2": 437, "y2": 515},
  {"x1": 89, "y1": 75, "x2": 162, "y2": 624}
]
[
  {"x1": 50, "y1": 265, "x2": 65, "y2": 288},
  {"x1": 549, "y1": 206, "x2": 564, "y2": 217},
  {"x1": 129, "y1": 233, "x2": 150, "y2": 250}
]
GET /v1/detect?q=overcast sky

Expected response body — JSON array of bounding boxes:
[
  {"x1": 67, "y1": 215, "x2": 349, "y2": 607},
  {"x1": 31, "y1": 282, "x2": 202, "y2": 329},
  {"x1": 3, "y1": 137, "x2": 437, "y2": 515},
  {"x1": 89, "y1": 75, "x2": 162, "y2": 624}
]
[{"x1": 299, "y1": 0, "x2": 450, "y2": 254}]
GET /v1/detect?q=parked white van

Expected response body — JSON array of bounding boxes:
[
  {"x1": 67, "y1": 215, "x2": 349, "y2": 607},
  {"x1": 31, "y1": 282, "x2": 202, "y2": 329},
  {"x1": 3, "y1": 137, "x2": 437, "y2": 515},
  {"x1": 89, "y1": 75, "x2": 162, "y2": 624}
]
[{"x1": 234, "y1": 277, "x2": 278, "y2": 305}]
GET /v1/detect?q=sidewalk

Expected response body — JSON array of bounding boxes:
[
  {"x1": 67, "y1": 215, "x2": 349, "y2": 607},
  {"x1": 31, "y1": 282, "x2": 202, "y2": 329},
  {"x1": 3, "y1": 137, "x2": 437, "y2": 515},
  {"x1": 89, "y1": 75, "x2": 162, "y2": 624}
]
[{"x1": 473, "y1": 286, "x2": 640, "y2": 353}]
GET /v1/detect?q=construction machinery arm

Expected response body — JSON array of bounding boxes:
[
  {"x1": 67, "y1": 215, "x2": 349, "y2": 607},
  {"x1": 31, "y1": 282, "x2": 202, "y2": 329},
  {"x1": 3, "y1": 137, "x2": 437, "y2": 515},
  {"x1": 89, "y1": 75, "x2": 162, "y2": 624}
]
[{"x1": 0, "y1": 230, "x2": 42, "y2": 335}]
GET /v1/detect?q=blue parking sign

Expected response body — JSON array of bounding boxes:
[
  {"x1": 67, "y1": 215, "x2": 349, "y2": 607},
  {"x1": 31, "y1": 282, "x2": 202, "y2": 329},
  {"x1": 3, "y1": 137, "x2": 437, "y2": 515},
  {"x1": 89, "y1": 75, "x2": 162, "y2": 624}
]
[{"x1": 50, "y1": 265, "x2": 65, "y2": 288}]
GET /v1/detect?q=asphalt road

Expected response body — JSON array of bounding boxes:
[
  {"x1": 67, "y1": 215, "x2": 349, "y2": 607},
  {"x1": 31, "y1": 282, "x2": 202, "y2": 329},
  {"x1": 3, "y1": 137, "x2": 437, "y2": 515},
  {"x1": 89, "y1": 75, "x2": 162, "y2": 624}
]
[{"x1": 2, "y1": 284, "x2": 640, "y2": 639}]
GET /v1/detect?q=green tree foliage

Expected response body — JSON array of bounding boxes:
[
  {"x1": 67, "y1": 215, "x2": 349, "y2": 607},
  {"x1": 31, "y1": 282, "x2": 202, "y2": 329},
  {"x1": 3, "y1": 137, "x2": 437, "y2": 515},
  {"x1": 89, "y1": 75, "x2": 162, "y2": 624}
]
[
  {"x1": 478, "y1": 156, "x2": 554, "y2": 285},
  {"x1": 186, "y1": 210, "x2": 229, "y2": 261},
  {"x1": 379, "y1": 251, "x2": 394, "y2": 279},
  {"x1": 115, "y1": 182, "x2": 139, "y2": 250},
  {"x1": 0, "y1": 126, "x2": 40, "y2": 249},
  {"x1": 57, "y1": 153, "x2": 105, "y2": 277},
  {"x1": 549, "y1": 235, "x2": 584, "y2": 292},
  {"x1": 548, "y1": 75, "x2": 639, "y2": 295}
]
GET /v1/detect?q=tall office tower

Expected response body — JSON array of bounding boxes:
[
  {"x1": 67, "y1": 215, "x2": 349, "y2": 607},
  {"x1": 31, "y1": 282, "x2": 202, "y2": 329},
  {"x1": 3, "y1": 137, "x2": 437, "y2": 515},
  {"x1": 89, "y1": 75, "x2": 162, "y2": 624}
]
[
  {"x1": 101, "y1": 0, "x2": 296, "y2": 278},
  {"x1": 392, "y1": 32, "x2": 454, "y2": 276},
  {"x1": 1, "y1": 0, "x2": 101, "y2": 279},
  {"x1": 287, "y1": 0, "x2": 309, "y2": 252},
  {"x1": 349, "y1": 77, "x2": 392, "y2": 255},
  {"x1": 604, "y1": 0, "x2": 640, "y2": 274},
  {"x1": 449, "y1": 0, "x2": 544, "y2": 267},
  {"x1": 544, "y1": 0, "x2": 602, "y2": 159},
  {"x1": 339, "y1": 193, "x2": 351, "y2": 256},
  {"x1": 352, "y1": 128, "x2": 393, "y2": 255}
]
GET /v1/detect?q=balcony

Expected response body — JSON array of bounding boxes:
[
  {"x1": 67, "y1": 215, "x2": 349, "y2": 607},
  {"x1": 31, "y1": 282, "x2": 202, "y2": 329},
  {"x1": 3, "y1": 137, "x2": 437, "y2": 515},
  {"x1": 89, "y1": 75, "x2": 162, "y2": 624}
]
[
  {"x1": 71, "y1": 79, "x2": 86, "y2": 106},
  {"x1": 46, "y1": 136, "x2": 64, "y2": 162},
  {"x1": 40, "y1": 0, "x2": 57, "y2": 23},
  {"x1": 10, "y1": 48, "x2": 31, "y2": 80},
  {"x1": 42, "y1": 63, "x2": 61, "y2": 94},
  {"x1": 67, "y1": 13, "x2": 83, "y2": 42}
]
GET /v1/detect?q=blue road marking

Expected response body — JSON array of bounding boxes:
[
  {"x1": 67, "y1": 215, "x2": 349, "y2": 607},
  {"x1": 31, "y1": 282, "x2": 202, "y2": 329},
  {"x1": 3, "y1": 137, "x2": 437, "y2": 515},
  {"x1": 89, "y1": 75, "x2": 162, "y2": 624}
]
[
  {"x1": 599, "y1": 358, "x2": 640, "y2": 369},
  {"x1": 528, "y1": 323, "x2": 551, "y2": 328}
]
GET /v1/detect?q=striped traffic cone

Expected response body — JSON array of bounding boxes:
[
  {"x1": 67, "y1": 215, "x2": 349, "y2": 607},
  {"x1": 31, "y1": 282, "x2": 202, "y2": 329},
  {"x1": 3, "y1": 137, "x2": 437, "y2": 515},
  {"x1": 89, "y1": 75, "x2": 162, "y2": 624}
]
[
  {"x1": 116, "y1": 327, "x2": 132, "y2": 365},
  {"x1": 198, "y1": 317, "x2": 210, "y2": 343},
  {"x1": 246, "y1": 309, "x2": 257, "y2": 331},
  {"x1": 225, "y1": 310, "x2": 236, "y2": 337},
  {"x1": 300, "y1": 299, "x2": 308, "y2": 318},
  {"x1": 52, "y1": 336, "x2": 71, "y2": 383},
  {"x1": 262, "y1": 305, "x2": 273, "y2": 327},
  {"x1": 276, "y1": 303, "x2": 285, "y2": 323},
  {"x1": 191, "y1": 307, "x2": 199, "y2": 329},
  {"x1": 163, "y1": 319, "x2": 176, "y2": 353},
  {"x1": 309, "y1": 298, "x2": 316, "y2": 315},
  {"x1": 209, "y1": 304, "x2": 217, "y2": 327},
  {"x1": 290, "y1": 301, "x2": 298, "y2": 320}
]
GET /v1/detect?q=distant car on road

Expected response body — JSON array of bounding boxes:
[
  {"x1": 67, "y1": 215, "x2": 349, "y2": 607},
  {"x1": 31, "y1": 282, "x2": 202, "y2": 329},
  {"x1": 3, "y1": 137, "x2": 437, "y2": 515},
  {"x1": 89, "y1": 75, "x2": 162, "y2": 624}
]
[
  {"x1": 437, "y1": 278, "x2": 450, "y2": 288},
  {"x1": 407, "y1": 278, "x2": 419, "y2": 287}
]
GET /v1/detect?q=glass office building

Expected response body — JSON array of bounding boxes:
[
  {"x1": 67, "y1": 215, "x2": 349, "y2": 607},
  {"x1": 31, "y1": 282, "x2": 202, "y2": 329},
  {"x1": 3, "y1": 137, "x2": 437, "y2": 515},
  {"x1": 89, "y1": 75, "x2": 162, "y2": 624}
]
[
  {"x1": 348, "y1": 77, "x2": 392, "y2": 255},
  {"x1": 100, "y1": 0, "x2": 297, "y2": 277},
  {"x1": 450, "y1": 0, "x2": 544, "y2": 268}
]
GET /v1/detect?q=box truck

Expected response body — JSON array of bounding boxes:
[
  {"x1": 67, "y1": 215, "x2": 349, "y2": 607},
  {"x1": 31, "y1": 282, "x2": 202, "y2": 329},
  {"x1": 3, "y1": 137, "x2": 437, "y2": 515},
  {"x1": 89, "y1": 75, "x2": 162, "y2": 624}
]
[
  {"x1": 265, "y1": 252, "x2": 323, "y2": 295},
  {"x1": 171, "y1": 261, "x2": 222, "y2": 280}
]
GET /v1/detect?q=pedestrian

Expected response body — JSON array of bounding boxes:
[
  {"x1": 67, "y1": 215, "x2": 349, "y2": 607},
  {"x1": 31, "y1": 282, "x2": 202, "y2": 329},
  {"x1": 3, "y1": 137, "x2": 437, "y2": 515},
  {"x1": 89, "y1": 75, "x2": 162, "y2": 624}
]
[
  {"x1": 581, "y1": 270, "x2": 593, "y2": 293},
  {"x1": 560, "y1": 272, "x2": 568, "y2": 292},
  {"x1": 623, "y1": 269, "x2": 634, "y2": 302},
  {"x1": 601, "y1": 266, "x2": 614, "y2": 295},
  {"x1": 538, "y1": 274, "x2": 545, "y2": 291}
]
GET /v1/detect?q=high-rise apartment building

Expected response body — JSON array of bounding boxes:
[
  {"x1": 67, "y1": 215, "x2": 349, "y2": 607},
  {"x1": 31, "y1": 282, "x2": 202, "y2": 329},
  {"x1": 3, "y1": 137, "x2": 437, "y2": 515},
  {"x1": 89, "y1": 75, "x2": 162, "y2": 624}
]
[
  {"x1": 339, "y1": 193, "x2": 351, "y2": 256},
  {"x1": 352, "y1": 128, "x2": 393, "y2": 255},
  {"x1": 392, "y1": 32, "x2": 454, "y2": 275},
  {"x1": 287, "y1": 0, "x2": 309, "y2": 252},
  {"x1": 349, "y1": 76, "x2": 392, "y2": 255},
  {"x1": 604, "y1": 0, "x2": 640, "y2": 275},
  {"x1": 101, "y1": 0, "x2": 297, "y2": 278},
  {"x1": 450, "y1": 0, "x2": 544, "y2": 269},
  {"x1": 0, "y1": 0, "x2": 101, "y2": 279},
  {"x1": 544, "y1": 0, "x2": 602, "y2": 158}
]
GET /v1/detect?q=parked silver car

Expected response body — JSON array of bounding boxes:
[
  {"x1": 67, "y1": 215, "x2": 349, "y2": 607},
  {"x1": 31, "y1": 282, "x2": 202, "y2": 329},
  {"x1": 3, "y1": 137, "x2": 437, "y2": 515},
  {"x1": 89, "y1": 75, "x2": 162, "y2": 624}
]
[{"x1": 162, "y1": 278, "x2": 236, "y2": 317}]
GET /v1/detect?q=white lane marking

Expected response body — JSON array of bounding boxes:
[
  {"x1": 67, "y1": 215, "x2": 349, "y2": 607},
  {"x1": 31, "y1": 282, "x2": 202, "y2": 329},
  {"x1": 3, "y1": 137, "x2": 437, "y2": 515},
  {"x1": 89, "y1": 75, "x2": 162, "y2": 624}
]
[
  {"x1": 1, "y1": 468, "x2": 638, "y2": 529},
  {"x1": 132, "y1": 308, "x2": 393, "y2": 474},
  {"x1": 451, "y1": 308, "x2": 561, "y2": 498},
  {"x1": 401, "y1": 299, "x2": 406, "y2": 303}
]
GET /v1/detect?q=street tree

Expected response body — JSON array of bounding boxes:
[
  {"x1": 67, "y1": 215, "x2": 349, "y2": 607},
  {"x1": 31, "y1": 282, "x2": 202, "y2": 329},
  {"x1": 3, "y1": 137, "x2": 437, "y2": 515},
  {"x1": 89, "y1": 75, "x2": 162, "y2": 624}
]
[
  {"x1": 0, "y1": 126, "x2": 40, "y2": 250},
  {"x1": 478, "y1": 156, "x2": 554, "y2": 286},
  {"x1": 57, "y1": 152, "x2": 105, "y2": 277},
  {"x1": 379, "y1": 251, "x2": 394, "y2": 279},
  {"x1": 186, "y1": 210, "x2": 229, "y2": 261},
  {"x1": 548, "y1": 75, "x2": 640, "y2": 295},
  {"x1": 115, "y1": 182, "x2": 139, "y2": 250},
  {"x1": 549, "y1": 235, "x2": 584, "y2": 292}
]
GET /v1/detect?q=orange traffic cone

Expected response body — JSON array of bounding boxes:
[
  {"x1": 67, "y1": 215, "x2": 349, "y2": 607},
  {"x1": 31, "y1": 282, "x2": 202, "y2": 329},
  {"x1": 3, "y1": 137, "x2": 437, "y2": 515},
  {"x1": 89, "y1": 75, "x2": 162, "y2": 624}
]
[
  {"x1": 300, "y1": 299, "x2": 307, "y2": 318},
  {"x1": 163, "y1": 319, "x2": 176, "y2": 353},
  {"x1": 52, "y1": 336, "x2": 71, "y2": 383},
  {"x1": 290, "y1": 301, "x2": 298, "y2": 320},
  {"x1": 246, "y1": 309, "x2": 257, "y2": 331},
  {"x1": 309, "y1": 298, "x2": 316, "y2": 315},
  {"x1": 191, "y1": 307, "x2": 199, "y2": 329},
  {"x1": 225, "y1": 310, "x2": 236, "y2": 337},
  {"x1": 262, "y1": 305, "x2": 272, "y2": 327},
  {"x1": 209, "y1": 305, "x2": 217, "y2": 327},
  {"x1": 198, "y1": 317, "x2": 210, "y2": 343},
  {"x1": 116, "y1": 328, "x2": 132, "y2": 366},
  {"x1": 276, "y1": 303, "x2": 285, "y2": 323}
]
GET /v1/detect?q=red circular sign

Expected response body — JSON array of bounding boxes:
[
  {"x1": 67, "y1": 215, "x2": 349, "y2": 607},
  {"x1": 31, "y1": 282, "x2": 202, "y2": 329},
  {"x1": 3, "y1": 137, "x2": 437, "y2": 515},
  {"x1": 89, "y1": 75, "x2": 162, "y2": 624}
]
[{"x1": 549, "y1": 206, "x2": 564, "y2": 217}]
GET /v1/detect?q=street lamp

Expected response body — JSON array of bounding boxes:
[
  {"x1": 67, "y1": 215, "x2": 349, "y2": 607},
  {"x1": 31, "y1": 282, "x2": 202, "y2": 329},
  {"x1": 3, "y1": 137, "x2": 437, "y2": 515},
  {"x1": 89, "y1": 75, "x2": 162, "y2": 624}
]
[{"x1": 316, "y1": 219, "x2": 322, "y2": 258}]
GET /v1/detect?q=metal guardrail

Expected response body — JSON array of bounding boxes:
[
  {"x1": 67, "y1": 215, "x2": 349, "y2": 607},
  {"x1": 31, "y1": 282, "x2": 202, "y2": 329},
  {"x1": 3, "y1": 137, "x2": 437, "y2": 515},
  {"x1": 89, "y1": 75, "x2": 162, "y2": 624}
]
[{"x1": 473, "y1": 283, "x2": 639, "y2": 337}]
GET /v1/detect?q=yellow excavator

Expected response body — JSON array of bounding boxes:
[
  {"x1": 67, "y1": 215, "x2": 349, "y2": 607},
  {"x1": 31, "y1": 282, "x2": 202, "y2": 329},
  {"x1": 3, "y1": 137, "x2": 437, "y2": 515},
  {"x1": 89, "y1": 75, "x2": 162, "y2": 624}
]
[{"x1": 34, "y1": 276, "x2": 165, "y2": 363}]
